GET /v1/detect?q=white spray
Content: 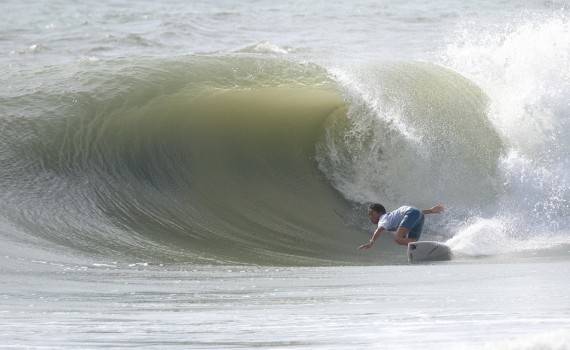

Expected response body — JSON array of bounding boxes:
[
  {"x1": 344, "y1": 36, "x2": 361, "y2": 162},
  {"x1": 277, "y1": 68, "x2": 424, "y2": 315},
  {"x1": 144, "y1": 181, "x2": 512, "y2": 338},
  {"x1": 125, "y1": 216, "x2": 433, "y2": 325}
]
[{"x1": 442, "y1": 11, "x2": 570, "y2": 255}]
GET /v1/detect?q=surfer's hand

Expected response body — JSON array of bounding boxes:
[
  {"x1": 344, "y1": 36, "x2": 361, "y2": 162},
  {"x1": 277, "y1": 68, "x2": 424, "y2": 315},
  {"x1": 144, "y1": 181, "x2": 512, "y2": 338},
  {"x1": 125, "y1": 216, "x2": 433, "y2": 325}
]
[{"x1": 358, "y1": 242, "x2": 374, "y2": 250}]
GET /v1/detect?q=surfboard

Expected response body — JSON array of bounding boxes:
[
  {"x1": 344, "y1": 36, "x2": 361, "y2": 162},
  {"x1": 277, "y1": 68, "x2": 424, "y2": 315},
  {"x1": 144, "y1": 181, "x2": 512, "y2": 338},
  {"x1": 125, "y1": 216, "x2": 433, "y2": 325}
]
[{"x1": 407, "y1": 241, "x2": 452, "y2": 262}]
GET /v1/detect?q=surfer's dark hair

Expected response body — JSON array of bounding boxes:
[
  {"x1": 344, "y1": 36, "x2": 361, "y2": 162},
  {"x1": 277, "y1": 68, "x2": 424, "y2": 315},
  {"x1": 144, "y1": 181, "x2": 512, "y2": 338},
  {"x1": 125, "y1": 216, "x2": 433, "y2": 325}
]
[{"x1": 368, "y1": 203, "x2": 386, "y2": 215}]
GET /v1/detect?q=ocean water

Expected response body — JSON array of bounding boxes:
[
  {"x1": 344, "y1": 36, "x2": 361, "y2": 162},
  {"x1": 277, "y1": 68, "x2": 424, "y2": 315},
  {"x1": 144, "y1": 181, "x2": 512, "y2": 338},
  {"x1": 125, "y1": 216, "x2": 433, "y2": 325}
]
[{"x1": 1, "y1": 0, "x2": 569, "y2": 348}]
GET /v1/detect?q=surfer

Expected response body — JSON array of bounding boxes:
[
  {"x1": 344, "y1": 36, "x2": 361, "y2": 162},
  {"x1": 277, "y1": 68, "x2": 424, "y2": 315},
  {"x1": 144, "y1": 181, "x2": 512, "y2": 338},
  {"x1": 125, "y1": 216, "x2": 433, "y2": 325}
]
[{"x1": 358, "y1": 204, "x2": 444, "y2": 250}]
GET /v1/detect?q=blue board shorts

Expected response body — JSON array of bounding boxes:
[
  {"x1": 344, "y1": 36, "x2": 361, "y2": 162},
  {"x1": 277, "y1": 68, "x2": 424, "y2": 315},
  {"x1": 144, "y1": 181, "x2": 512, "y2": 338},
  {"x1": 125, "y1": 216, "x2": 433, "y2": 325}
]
[{"x1": 399, "y1": 208, "x2": 425, "y2": 239}]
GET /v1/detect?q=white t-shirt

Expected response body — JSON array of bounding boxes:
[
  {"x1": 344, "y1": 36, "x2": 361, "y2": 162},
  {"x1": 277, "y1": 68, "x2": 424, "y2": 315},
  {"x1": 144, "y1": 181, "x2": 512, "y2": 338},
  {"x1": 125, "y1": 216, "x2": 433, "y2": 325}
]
[{"x1": 377, "y1": 206, "x2": 413, "y2": 231}]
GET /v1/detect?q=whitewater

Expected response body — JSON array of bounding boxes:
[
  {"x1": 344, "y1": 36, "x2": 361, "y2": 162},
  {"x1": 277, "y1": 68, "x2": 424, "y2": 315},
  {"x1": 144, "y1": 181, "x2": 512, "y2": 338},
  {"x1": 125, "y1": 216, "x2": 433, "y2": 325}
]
[{"x1": 1, "y1": 0, "x2": 569, "y2": 349}]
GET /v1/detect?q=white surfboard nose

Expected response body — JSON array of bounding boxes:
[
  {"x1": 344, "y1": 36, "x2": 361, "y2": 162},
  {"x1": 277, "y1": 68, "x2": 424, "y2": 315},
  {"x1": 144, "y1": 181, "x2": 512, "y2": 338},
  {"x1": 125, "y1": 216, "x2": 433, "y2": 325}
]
[{"x1": 408, "y1": 241, "x2": 453, "y2": 262}]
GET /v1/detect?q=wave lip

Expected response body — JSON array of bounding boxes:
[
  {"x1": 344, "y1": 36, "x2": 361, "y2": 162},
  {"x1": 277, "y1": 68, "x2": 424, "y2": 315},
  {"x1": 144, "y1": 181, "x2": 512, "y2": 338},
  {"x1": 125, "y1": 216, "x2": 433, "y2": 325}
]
[{"x1": 319, "y1": 61, "x2": 503, "y2": 209}]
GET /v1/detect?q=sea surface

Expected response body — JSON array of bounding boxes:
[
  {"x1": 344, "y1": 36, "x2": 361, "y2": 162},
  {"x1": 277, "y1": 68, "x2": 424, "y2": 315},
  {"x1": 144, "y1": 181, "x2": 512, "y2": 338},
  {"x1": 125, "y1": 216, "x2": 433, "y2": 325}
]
[{"x1": 1, "y1": 0, "x2": 569, "y2": 349}]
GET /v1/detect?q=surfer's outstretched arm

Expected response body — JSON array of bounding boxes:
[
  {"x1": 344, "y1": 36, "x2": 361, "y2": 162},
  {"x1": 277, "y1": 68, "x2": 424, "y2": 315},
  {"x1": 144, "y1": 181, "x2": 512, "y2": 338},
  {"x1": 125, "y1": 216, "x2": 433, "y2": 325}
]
[
  {"x1": 358, "y1": 227, "x2": 383, "y2": 250},
  {"x1": 422, "y1": 204, "x2": 444, "y2": 214}
]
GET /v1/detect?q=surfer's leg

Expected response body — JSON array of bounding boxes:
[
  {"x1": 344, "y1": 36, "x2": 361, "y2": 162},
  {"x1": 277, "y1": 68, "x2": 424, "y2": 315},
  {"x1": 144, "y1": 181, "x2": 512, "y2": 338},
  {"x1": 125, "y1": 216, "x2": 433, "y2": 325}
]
[
  {"x1": 407, "y1": 213, "x2": 425, "y2": 240},
  {"x1": 395, "y1": 208, "x2": 423, "y2": 245},
  {"x1": 394, "y1": 226, "x2": 412, "y2": 245}
]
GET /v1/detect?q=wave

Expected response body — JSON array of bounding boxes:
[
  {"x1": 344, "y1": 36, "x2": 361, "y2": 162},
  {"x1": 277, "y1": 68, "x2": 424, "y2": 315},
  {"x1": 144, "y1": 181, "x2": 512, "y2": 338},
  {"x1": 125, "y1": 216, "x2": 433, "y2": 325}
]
[{"x1": 1, "y1": 35, "x2": 569, "y2": 265}]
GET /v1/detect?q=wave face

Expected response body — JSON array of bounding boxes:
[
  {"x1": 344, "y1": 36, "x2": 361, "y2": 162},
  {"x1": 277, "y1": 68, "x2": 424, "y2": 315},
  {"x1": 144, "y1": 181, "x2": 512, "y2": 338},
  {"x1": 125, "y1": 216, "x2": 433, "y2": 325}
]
[
  {"x1": 0, "y1": 57, "x2": 373, "y2": 265},
  {"x1": 1, "y1": 13, "x2": 569, "y2": 266}
]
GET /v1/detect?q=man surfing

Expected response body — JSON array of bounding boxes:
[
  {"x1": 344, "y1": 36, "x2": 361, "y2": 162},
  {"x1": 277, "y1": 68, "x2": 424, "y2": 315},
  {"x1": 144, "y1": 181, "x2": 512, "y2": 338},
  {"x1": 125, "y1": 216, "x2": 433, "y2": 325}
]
[{"x1": 358, "y1": 204, "x2": 444, "y2": 250}]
